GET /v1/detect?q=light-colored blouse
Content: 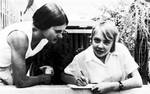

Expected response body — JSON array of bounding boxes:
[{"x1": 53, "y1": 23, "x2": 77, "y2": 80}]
[{"x1": 64, "y1": 43, "x2": 138, "y2": 83}]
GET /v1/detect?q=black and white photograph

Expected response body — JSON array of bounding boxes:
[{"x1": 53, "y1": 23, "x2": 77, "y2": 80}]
[{"x1": 0, "y1": 0, "x2": 150, "y2": 94}]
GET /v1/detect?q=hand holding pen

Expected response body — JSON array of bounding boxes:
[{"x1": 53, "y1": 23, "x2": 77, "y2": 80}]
[{"x1": 76, "y1": 71, "x2": 88, "y2": 86}]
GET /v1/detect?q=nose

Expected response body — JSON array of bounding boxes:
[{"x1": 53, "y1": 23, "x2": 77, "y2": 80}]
[
  {"x1": 57, "y1": 33, "x2": 63, "y2": 39},
  {"x1": 97, "y1": 42, "x2": 104, "y2": 48}
]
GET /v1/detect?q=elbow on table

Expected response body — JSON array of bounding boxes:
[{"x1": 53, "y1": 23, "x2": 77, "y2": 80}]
[
  {"x1": 14, "y1": 78, "x2": 29, "y2": 88},
  {"x1": 136, "y1": 83, "x2": 142, "y2": 88},
  {"x1": 14, "y1": 80, "x2": 27, "y2": 88},
  {"x1": 135, "y1": 78, "x2": 143, "y2": 88}
]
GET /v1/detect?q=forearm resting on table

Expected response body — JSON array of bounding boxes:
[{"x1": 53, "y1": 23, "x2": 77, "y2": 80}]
[
  {"x1": 13, "y1": 74, "x2": 52, "y2": 88},
  {"x1": 120, "y1": 76, "x2": 143, "y2": 90},
  {"x1": 93, "y1": 78, "x2": 142, "y2": 93},
  {"x1": 111, "y1": 73, "x2": 142, "y2": 91},
  {"x1": 120, "y1": 70, "x2": 143, "y2": 90},
  {"x1": 110, "y1": 79, "x2": 142, "y2": 91}
]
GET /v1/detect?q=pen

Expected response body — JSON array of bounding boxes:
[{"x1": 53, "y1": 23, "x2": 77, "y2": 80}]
[
  {"x1": 80, "y1": 71, "x2": 88, "y2": 84},
  {"x1": 80, "y1": 71, "x2": 84, "y2": 76}
]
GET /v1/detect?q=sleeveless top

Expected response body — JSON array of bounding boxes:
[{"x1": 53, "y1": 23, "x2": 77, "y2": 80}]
[{"x1": 0, "y1": 21, "x2": 48, "y2": 67}]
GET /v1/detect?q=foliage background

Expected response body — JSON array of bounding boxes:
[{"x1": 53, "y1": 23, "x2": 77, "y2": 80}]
[{"x1": 95, "y1": 0, "x2": 150, "y2": 84}]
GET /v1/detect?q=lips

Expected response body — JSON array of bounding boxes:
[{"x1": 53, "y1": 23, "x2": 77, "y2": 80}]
[
  {"x1": 96, "y1": 48, "x2": 104, "y2": 52},
  {"x1": 96, "y1": 50, "x2": 103, "y2": 54},
  {"x1": 95, "y1": 48, "x2": 106, "y2": 55}
]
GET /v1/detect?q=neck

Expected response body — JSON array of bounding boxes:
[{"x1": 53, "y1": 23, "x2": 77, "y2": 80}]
[
  {"x1": 99, "y1": 55, "x2": 107, "y2": 63},
  {"x1": 94, "y1": 53, "x2": 107, "y2": 64}
]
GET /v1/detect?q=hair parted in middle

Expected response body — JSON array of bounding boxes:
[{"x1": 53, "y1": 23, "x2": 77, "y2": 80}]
[{"x1": 91, "y1": 19, "x2": 119, "y2": 52}]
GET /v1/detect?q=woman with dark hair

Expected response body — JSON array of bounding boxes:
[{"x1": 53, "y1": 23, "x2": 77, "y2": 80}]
[
  {"x1": 33, "y1": 2, "x2": 68, "y2": 31},
  {"x1": 63, "y1": 20, "x2": 142, "y2": 94},
  {"x1": 0, "y1": 2, "x2": 68, "y2": 88}
]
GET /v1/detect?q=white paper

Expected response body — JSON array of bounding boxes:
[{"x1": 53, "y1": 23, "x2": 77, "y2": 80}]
[{"x1": 67, "y1": 84, "x2": 96, "y2": 89}]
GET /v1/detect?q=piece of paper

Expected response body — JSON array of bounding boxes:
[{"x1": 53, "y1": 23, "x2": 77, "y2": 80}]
[{"x1": 67, "y1": 84, "x2": 95, "y2": 89}]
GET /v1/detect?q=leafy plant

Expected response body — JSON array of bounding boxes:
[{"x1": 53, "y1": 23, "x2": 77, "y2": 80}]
[{"x1": 94, "y1": 0, "x2": 150, "y2": 84}]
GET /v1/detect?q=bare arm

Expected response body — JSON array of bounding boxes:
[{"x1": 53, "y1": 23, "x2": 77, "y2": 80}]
[
  {"x1": 92, "y1": 69, "x2": 143, "y2": 93},
  {"x1": 110, "y1": 69, "x2": 143, "y2": 91},
  {"x1": 120, "y1": 69, "x2": 143, "y2": 89},
  {"x1": 61, "y1": 72, "x2": 77, "y2": 84},
  {"x1": 7, "y1": 31, "x2": 52, "y2": 88}
]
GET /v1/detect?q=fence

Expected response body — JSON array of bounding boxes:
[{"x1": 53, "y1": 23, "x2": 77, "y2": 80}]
[{"x1": 0, "y1": 0, "x2": 20, "y2": 30}]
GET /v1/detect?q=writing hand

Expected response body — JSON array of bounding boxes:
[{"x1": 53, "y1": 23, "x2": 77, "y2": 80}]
[
  {"x1": 76, "y1": 75, "x2": 88, "y2": 86},
  {"x1": 76, "y1": 71, "x2": 88, "y2": 86}
]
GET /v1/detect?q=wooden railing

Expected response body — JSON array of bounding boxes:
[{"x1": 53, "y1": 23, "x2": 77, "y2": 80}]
[{"x1": 0, "y1": 0, "x2": 20, "y2": 30}]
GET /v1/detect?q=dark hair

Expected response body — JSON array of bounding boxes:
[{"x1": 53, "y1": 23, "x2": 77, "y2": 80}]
[
  {"x1": 91, "y1": 20, "x2": 118, "y2": 52},
  {"x1": 33, "y1": 2, "x2": 69, "y2": 30}
]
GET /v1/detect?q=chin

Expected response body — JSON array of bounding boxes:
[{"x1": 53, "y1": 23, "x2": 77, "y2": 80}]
[
  {"x1": 95, "y1": 52, "x2": 107, "y2": 58},
  {"x1": 97, "y1": 54, "x2": 105, "y2": 58}
]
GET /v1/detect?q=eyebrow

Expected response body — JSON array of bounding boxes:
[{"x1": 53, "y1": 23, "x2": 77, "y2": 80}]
[{"x1": 55, "y1": 30, "x2": 68, "y2": 34}]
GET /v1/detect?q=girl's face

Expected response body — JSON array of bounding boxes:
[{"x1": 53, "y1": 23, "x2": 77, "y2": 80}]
[
  {"x1": 42, "y1": 24, "x2": 67, "y2": 44},
  {"x1": 92, "y1": 30, "x2": 113, "y2": 58}
]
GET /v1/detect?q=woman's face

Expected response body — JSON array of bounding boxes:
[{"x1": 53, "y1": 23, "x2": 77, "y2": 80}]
[
  {"x1": 42, "y1": 24, "x2": 67, "y2": 44},
  {"x1": 92, "y1": 30, "x2": 113, "y2": 58}
]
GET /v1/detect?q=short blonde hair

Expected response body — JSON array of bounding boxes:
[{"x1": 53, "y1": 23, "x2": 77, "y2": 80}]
[{"x1": 91, "y1": 20, "x2": 119, "y2": 52}]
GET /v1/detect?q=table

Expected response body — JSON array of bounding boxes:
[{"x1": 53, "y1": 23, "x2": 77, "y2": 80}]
[
  {"x1": 0, "y1": 85, "x2": 149, "y2": 94},
  {"x1": 118, "y1": 85, "x2": 150, "y2": 94},
  {"x1": 0, "y1": 85, "x2": 91, "y2": 94}
]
